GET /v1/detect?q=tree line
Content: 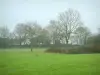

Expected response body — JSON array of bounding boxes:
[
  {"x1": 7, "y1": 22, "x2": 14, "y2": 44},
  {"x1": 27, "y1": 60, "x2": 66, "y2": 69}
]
[{"x1": 0, "y1": 8, "x2": 99, "y2": 51}]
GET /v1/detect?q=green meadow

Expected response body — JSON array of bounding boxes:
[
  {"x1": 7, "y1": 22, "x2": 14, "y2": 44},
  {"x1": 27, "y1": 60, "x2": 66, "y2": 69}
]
[{"x1": 0, "y1": 48, "x2": 100, "y2": 75}]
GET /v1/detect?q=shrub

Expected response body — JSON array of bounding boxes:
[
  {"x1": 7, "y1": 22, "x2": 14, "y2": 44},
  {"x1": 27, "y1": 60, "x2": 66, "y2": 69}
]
[
  {"x1": 45, "y1": 45, "x2": 100, "y2": 54},
  {"x1": 45, "y1": 47, "x2": 85, "y2": 54},
  {"x1": 45, "y1": 47, "x2": 68, "y2": 54}
]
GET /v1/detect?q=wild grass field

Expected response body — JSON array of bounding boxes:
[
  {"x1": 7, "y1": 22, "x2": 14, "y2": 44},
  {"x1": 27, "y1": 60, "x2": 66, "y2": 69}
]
[{"x1": 0, "y1": 48, "x2": 100, "y2": 75}]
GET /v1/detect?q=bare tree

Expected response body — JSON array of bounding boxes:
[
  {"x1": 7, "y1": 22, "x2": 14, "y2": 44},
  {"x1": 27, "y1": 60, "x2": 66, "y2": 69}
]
[
  {"x1": 74, "y1": 26, "x2": 91, "y2": 45},
  {"x1": 0, "y1": 26, "x2": 9, "y2": 38},
  {"x1": 14, "y1": 23, "x2": 27, "y2": 47},
  {"x1": 25, "y1": 22, "x2": 42, "y2": 51},
  {"x1": 0, "y1": 26, "x2": 9, "y2": 48},
  {"x1": 58, "y1": 8, "x2": 82, "y2": 44},
  {"x1": 47, "y1": 20, "x2": 62, "y2": 44}
]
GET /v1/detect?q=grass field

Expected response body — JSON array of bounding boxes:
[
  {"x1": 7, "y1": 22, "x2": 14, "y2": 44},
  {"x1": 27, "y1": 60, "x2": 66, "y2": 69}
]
[{"x1": 0, "y1": 48, "x2": 100, "y2": 75}]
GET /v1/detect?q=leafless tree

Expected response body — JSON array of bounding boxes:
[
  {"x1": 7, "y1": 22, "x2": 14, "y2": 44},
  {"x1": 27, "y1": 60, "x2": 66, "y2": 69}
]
[
  {"x1": 14, "y1": 23, "x2": 27, "y2": 47},
  {"x1": 0, "y1": 26, "x2": 9, "y2": 38},
  {"x1": 58, "y1": 8, "x2": 82, "y2": 44},
  {"x1": 74, "y1": 26, "x2": 91, "y2": 45},
  {"x1": 25, "y1": 22, "x2": 42, "y2": 51},
  {"x1": 47, "y1": 20, "x2": 62, "y2": 44}
]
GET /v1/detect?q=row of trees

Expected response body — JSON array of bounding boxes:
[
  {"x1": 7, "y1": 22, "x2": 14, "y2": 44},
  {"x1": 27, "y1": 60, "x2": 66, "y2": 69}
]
[{"x1": 0, "y1": 9, "x2": 94, "y2": 50}]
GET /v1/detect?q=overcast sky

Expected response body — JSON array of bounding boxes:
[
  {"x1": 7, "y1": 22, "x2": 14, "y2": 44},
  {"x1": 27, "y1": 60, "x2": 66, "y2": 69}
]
[{"x1": 0, "y1": 0, "x2": 100, "y2": 33}]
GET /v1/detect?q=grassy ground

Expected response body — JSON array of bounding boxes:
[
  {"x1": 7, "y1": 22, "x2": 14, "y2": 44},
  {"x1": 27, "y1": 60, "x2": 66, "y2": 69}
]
[{"x1": 0, "y1": 48, "x2": 100, "y2": 75}]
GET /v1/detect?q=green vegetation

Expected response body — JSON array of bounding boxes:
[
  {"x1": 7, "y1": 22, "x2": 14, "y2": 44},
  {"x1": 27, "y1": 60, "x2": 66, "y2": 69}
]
[{"x1": 0, "y1": 48, "x2": 100, "y2": 75}]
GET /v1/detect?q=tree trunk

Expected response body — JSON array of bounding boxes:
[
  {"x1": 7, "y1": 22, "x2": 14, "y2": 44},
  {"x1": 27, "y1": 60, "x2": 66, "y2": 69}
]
[
  {"x1": 31, "y1": 48, "x2": 33, "y2": 52},
  {"x1": 19, "y1": 40, "x2": 22, "y2": 48},
  {"x1": 65, "y1": 37, "x2": 69, "y2": 44},
  {"x1": 30, "y1": 42, "x2": 33, "y2": 52},
  {"x1": 19, "y1": 36, "x2": 22, "y2": 48},
  {"x1": 84, "y1": 36, "x2": 87, "y2": 45}
]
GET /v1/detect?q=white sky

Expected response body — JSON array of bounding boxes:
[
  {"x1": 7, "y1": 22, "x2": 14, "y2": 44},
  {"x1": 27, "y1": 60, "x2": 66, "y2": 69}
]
[{"x1": 0, "y1": 0, "x2": 100, "y2": 33}]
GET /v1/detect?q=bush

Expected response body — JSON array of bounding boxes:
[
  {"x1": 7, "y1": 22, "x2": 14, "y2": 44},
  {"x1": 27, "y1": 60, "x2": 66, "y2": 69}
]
[
  {"x1": 86, "y1": 34, "x2": 100, "y2": 53},
  {"x1": 45, "y1": 47, "x2": 85, "y2": 54},
  {"x1": 45, "y1": 47, "x2": 68, "y2": 54},
  {"x1": 45, "y1": 45, "x2": 100, "y2": 54}
]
